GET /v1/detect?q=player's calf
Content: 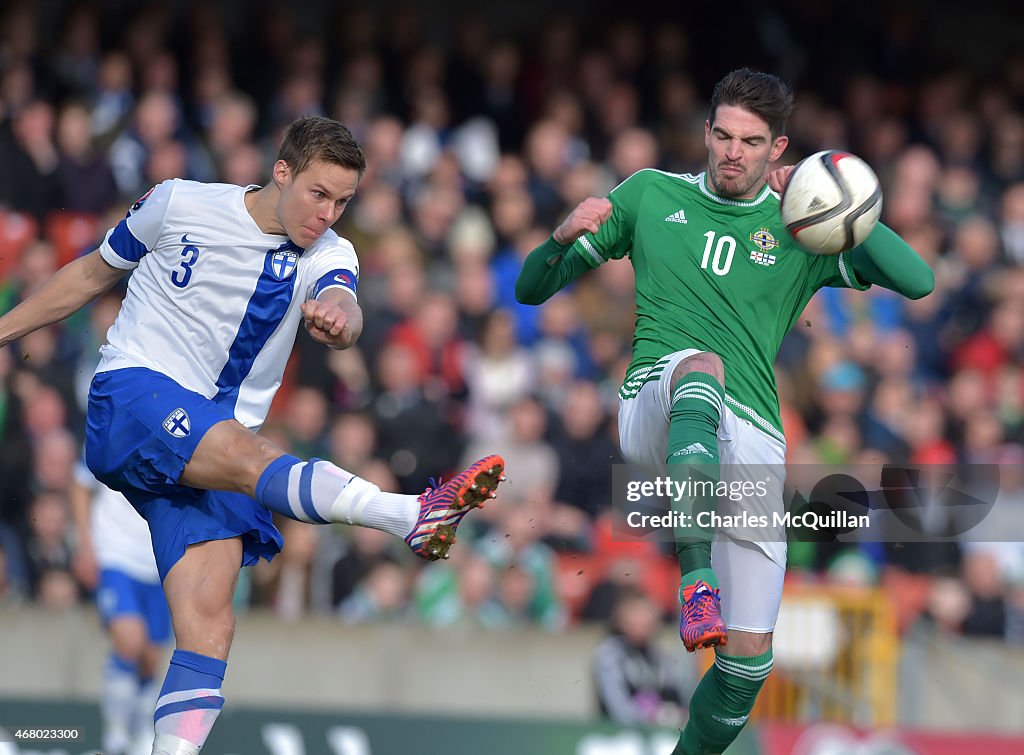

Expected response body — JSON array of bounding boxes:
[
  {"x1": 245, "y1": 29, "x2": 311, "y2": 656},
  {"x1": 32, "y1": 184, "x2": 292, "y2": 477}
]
[{"x1": 673, "y1": 647, "x2": 773, "y2": 755}]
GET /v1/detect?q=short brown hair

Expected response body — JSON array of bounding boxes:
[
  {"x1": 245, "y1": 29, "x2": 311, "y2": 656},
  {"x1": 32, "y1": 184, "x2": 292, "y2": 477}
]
[
  {"x1": 277, "y1": 115, "x2": 366, "y2": 177},
  {"x1": 709, "y1": 68, "x2": 794, "y2": 139}
]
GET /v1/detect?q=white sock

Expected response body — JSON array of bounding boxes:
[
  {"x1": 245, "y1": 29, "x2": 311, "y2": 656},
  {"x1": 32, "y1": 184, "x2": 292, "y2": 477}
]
[
  {"x1": 132, "y1": 676, "x2": 160, "y2": 753},
  {"x1": 152, "y1": 733, "x2": 200, "y2": 755},
  {"x1": 257, "y1": 456, "x2": 417, "y2": 537},
  {"x1": 329, "y1": 478, "x2": 418, "y2": 539},
  {"x1": 103, "y1": 654, "x2": 139, "y2": 755}
]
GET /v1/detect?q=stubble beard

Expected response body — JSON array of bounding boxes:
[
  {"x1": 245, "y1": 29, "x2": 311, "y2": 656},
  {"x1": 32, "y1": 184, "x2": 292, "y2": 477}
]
[{"x1": 709, "y1": 164, "x2": 760, "y2": 199}]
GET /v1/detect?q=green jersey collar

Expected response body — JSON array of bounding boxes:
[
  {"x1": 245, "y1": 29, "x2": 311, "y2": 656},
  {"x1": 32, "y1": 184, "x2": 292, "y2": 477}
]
[{"x1": 699, "y1": 172, "x2": 774, "y2": 207}]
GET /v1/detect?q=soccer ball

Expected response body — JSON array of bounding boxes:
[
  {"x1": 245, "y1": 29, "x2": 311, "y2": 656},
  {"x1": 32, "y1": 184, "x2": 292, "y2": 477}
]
[{"x1": 780, "y1": 150, "x2": 882, "y2": 255}]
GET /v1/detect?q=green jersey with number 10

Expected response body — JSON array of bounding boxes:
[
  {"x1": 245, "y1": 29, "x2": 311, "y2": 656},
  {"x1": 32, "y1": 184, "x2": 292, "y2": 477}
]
[{"x1": 573, "y1": 169, "x2": 868, "y2": 443}]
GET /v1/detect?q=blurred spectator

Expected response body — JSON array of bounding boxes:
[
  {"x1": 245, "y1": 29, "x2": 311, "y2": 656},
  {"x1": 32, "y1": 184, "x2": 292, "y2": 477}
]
[
  {"x1": 593, "y1": 589, "x2": 694, "y2": 726},
  {"x1": 477, "y1": 505, "x2": 565, "y2": 629},
  {"x1": 462, "y1": 308, "x2": 533, "y2": 444},
  {"x1": 551, "y1": 380, "x2": 621, "y2": 525},
  {"x1": 49, "y1": 5, "x2": 101, "y2": 101},
  {"x1": 0, "y1": 347, "x2": 33, "y2": 529},
  {"x1": 18, "y1": 326, "x2": 83, "y2": 434},
  {"x1": 462, "y1": 395, "x2": 559, "y2": 507},
  {"x1": 0, "y1": 99, "x2": 62, "y2": 222},
  {"x1": 327, "y1": 526, "x2": 402, "y2": 610},
  {"x1": 337, "y1": 560, "x2": 410, "y2": 623},
  {"x1": 386, "y1": 290, "x2": 466, "y2": 397},
  {"x1": 90, "y1": 51, "x2": 134, "y2": 139},
  {"x1": 31, "y1": 426, "x2": 77, "y2": 494},
  {"x1": 280, "y1": 386, "x2": 330, "y2": 459},
  {"x1": 55, "y1": 99, "x2": 118, "y2": 214},
  {"x1": 22, "y1": 491, "x2": 76, "y2": 602},
  {"x1": 414, "y1": 548, "x2": 507, "y2": 628},
  {"x1": 326, "y1": 412, "x2": 379, "y2": 475},
  {"x1": 959, "y1": 550, "x2": 1007, "y2": 638},
  {"x1": 371, "y1": 341, "x2": 463, "y2": 494},
  {"x1": 108, "y1": 91, "x2": 185, "y2": 199},
  {"x1": 999, "y1": 182, "x2": 1024, "y2": 265}
]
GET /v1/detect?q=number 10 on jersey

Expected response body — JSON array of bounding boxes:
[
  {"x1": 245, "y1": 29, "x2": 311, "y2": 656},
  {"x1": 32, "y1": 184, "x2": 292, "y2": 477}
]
[{"x1": 701, "y1": 231, "x2": 735, "y2": 276}]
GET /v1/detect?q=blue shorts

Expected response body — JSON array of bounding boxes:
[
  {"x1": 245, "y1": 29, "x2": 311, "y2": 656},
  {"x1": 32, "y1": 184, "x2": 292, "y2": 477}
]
[
  {"x1": 97, "y1": 568, "x2": 173, "y2": 643},
  {"x1": 86, "y1": 367, "x2": 284, "y2": 581}
]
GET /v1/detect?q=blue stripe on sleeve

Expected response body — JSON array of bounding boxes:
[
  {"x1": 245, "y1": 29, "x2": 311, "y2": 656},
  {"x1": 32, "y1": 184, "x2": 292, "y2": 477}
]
[
  {"x1": 312, "y1": 268, "x2": 358, "y2": 299},
  {"x1": 108, "y1": 219, "x2": 150, "y2": 262}
]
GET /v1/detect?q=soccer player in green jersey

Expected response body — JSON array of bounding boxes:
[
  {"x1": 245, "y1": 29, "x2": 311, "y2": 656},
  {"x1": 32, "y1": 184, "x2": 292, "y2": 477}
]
[{"x1": 515, "y1": 68, "x2": 933, "y2": 754}]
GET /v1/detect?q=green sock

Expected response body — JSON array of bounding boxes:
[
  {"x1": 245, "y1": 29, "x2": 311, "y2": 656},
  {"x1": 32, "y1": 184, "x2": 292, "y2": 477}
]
[
  {"x1": 667, "y1": 372, "x2": 724, "y2": 586},
  {"x1": 673, "y1": 649, "x2": 773, "y2": 755}
]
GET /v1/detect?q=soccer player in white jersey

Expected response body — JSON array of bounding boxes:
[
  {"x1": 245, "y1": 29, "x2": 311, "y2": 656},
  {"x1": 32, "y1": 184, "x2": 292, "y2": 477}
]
[
  {"x1": 71, "y1": 460, "x2": 170, "y2": 755},
  {"x1": 0, "y1": 115, "x2": 505, "y2": 755}
]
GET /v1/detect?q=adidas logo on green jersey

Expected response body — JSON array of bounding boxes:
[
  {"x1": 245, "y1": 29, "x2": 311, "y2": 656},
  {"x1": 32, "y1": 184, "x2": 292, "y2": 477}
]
[{"x1": 665, "y1": 209, "x2": 687, "y2": 224}]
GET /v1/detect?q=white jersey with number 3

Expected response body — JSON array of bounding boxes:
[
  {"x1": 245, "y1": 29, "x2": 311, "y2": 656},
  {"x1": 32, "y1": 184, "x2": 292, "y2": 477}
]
[{"x1": 96, "y1": 179, "x2": 359, "y2": 429}]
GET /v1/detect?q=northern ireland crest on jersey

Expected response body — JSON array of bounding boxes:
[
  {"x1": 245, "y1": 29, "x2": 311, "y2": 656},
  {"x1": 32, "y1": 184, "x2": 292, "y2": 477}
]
[
  {"x1": 749, "y1": 228, "x2": 779, "y2": 266},
  {"x1": 163, "y1": 408, "x2": 191, "y2": 438},
  {"x1": 750, "y1": 228, "x2": 779, "y2": 252},
  {"x1": 271, "y1": 250, "x2": 299, "y2": 280}
]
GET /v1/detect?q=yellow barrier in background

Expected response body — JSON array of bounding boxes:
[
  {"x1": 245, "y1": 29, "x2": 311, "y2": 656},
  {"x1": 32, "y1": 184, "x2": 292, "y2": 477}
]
[{"x1": 700, "y1": 584, "x2": 900, "y2": 726}]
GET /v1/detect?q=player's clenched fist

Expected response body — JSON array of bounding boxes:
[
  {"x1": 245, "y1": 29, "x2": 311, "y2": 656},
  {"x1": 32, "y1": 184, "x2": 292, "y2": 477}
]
[
  {"x1": 553, "y1": 197, "x2": 613, "y2": 245},
  {"x1": 301, "y1": 299, "x2": 352, "y2": 347}
]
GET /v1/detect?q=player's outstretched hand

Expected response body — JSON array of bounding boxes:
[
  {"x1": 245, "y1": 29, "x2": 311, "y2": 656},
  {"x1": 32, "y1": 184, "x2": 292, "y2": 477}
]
[
  {"x1": 768, "y1": 165, "x2": 796, "y2": 194},
  {"x1": 553, "y1": 197, "x2": 613, "y2": 245},
  {"x1": 301, "y1": 299, "x2": 353, "y2": 348}
]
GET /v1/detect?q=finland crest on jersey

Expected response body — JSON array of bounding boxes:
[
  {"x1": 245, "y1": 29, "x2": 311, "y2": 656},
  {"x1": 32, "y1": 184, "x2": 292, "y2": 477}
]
[
  {"x1": 96, "y1": 179, "x2": 361, "y2": 429},
  {"x1": 271, "y1": 250, "x2": 298, "y2": 279},
  {"x1": 163, "y1": 408, "x2": 191, "y2": 438}
]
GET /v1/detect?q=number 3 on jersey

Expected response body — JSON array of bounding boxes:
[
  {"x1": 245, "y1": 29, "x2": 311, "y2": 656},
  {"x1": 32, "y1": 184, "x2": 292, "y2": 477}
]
[
  {"x1": 700, "y1": 231, "x2": 735, "y2": 276},
  {"x1": 171, "y1": 234, "x2": 200, "y2": 288}
]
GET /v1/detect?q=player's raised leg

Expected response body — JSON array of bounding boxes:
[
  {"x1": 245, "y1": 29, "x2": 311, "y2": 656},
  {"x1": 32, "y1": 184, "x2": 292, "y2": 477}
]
[
  {"x1": 180, "y1": 419, "x2": 505, "y2": 561},
  {"x1": 668, "y1": 352, "x2": 727, "y2": 651},
  {"x1": 150, "y1": 538, "x2": 241, "y2": 755},
  {"x1": 674, "y1": 538, "x2": 782, "y2": 754}
]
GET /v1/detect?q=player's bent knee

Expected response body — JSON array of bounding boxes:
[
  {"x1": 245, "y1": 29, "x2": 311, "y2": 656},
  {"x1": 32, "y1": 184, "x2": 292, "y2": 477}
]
[
  {"x1": 172, "y1": 607, "x2": 236, "y2": 658},
  {"x1": 672, "y1": 351, "x2": 725, "y2": 389},
  {"x1": 724, "y1": 629, "x2": 772, "y2": 657}
]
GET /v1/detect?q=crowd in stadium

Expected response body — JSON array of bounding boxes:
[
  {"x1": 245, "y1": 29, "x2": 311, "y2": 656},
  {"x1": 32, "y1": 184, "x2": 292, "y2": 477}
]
[{"x1": 1, "y1": 1, "x2": 1023, "y2": 648}]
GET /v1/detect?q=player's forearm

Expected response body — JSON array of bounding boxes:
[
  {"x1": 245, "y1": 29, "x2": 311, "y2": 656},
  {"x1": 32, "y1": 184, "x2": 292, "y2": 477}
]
[
  {"x1": 313, "y1": 290, "x2": 362, "y2": 350},
  {"x1": 850, "y1": 223, "x2": 934, "y2": 300},
  {"x1": 514, "y1": 235, "x2": 591, "y2": 305},
  {"x1": 335, "y1": 296, "x2": 363, "y2": 349},
  {"x1": 0, "y1": 250, "x2": 124, "y2": 347}
]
